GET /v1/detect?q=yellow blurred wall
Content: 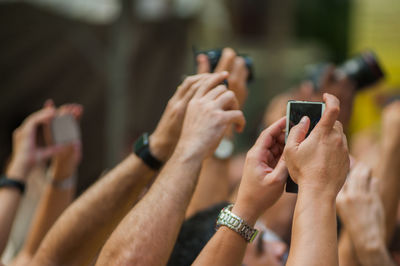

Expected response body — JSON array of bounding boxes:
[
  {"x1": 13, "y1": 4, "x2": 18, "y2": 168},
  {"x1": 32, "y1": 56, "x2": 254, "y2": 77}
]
[{"x1": 349, "y1": 0, "x2": 400, "y2": 134}]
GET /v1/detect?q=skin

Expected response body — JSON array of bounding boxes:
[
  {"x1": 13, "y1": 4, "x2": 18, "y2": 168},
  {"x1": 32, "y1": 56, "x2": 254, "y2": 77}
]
[
  {"x1": 337, "y1": 163, "x2": 396, "y2": 266},
  {"x1": 29, "y1": 73, "x2": 223, "y2": 266},
  {"x1": 0, "y1": 105, "x2": 62, "y2": 256},
  {"x1": 284, "y1": 93, "x2": 349, "y2": 266},
  {"x1": 193, "y1": 116, "x2": 289, "y2": 266},
  {"x1": 11, "y1": 103, "x2": 83, "y2": 266},
  {"x1": 95, "y1": 72, "x2": 245, "y2": 265},
  {"x1": 187, "y1": 47, "x2": 249, "y2": 218},
  {"x1": 338, "y1": 101, "x2": 400, "y2": 265}
]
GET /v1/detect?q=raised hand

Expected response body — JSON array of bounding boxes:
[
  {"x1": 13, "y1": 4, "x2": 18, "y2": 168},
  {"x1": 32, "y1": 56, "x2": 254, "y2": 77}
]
[
  {"x1": 176, "y1": 71, "x2": 245, "y2": 159},
  {"x1": 233, "y1": 117, "x2": 288, "y2": 225},
  {"x1": 284, "y1": 93, "x2": 350, "y2": 197}
]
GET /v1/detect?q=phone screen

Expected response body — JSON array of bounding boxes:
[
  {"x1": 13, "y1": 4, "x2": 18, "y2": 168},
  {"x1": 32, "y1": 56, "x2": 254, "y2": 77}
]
[
  {"x1": 286, "y1": 101, "x2": 324, "y2": 193},
  {"x1": 51, "y1": 114, "x2": 80, "y2": 144}
]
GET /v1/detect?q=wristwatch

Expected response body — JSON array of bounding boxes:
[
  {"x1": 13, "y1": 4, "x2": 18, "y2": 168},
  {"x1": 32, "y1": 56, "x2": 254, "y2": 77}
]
[
  {"x1": 216, "y1": 204, "x2": 258, "y2": 243},
  {"x1": 0, "y1": 174, "x2": 25, "y2": 194},
  {"x1": 133, "y1": 133, "x2": 163, "y2": 171},
  {"x1": 214, "y1": 138, "x2": 234, "y2": 160}
]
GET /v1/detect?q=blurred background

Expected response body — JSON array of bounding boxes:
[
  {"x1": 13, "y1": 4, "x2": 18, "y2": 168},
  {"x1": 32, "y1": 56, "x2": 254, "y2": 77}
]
[{"x1": 1, "y1": 0, "x2": 400, "y2": 195}]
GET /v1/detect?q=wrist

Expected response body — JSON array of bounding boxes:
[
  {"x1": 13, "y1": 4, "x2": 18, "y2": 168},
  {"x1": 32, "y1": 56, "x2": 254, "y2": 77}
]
[
  {"x1": 232, "y1": 201, "x2": 259, "y2": 227},
  {"x1": 6, "y1": 160, "x2": 30, "y2": 181},
  {"x1": 149, "y1": 132, "x2": 173, "y2": 162}
]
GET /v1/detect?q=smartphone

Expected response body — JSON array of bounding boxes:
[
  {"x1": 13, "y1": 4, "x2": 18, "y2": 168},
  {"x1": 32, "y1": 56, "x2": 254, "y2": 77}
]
[
  {"x1": 51, "y1": 114, "x2": 80, "y2": 144},
  {"x1": 285, "y1": 101, "x2": 325, "y2": 193}
]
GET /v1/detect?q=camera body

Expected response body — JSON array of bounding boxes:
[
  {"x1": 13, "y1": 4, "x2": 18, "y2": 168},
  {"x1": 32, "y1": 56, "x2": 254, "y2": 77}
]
[
  {"x1": 194, "y1": 49, "x2": 254, "y2": 82},
  {"x1": 305, "y1": 51, "x2": 385, "y2": 91}
]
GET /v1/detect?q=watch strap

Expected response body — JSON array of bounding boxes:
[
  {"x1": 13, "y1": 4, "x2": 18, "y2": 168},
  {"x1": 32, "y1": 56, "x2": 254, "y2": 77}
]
[
  {"x1": 133, "y1": 133, "x2": 163, "y2": 170},
  {"x1": 0, "y1": 174, "x2": 25, "y2": 194},
  {"x1": 216, "y1": 204, "x2": 258, "y2": 243}
]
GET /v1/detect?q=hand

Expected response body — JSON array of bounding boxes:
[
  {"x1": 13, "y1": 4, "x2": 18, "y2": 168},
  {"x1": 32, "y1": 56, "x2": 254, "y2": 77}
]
[
  {"x1": 382, "y1": 100, "x2": 400, "y2": 149},
  {"x1": 50, "y1": 103, "x2": 83, "y2": 180},
  {"x1": 197, "y1": 47, "x2": 248, "y2": 108},
  {"x1": 232, "y1": 117, "x2": 288, "y2": 226},
  {"x1": 284, "y1": 93, "x2": 350, "y2": 198},
  {"x1": 6, "y1": 103, "x2": 61, "y2": 181},
  {"x1": 337, "y1": 163, "x2": 386, "y2": 260},
  {"x1": 175, "y1": 72, "x2": 245, "y2": 159},
  {"x1": 150, "y1": 74, "x2": 212, "y2": 162}
]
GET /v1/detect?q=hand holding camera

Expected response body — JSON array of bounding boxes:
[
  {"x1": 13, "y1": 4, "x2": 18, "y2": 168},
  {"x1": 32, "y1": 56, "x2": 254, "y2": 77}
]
[{"x1": 175, "y1": 72, "x2": 245, "y2": 160}]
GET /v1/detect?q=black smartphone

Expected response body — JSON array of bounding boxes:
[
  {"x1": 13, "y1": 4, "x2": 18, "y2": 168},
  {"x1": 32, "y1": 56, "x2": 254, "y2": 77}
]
[{"x1": 285, "y1": 101, "x2": 325, "y2": 193}]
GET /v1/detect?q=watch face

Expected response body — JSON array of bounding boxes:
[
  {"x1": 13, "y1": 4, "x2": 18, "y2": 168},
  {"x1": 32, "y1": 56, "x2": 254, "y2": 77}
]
[
  {"x1": 214, "y1": 138, "x2": 234, "y2": 159},
  {"x1": 134, "y1": 133, "x2": 149, "y2": 153}
]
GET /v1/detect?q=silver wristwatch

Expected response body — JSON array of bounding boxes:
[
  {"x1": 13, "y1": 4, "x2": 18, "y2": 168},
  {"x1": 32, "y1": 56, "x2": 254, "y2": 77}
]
[{"x1": 216, "y1": 204, "x2": 258, "y2": 243}]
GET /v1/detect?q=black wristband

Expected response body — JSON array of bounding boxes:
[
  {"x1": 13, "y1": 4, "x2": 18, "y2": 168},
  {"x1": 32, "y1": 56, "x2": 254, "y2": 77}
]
[
  {"x1": 133, "y1": 133, "x2": 163, "y2": 171},
  {"x1": 0, "y1": 175, "x2": 25, "y2": 194}
]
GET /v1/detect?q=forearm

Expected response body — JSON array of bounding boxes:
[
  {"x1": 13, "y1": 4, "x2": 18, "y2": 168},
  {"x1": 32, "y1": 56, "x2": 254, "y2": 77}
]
[
  {"x1": 96, "y1": 148, "x2": 202, "y2": 266},
  {"x1": 186, "y1": 157, "x2": 230, "y2": 218},
  {"x1": 31, "y1": 154, "x2": 155, "y2": 266},
  {"x1": 15, "y1": 179, "x2": 76, "y2": 262},
  {"x1": 0, "y1": 189, "x2": 22, "y2": 255},
  {"x1": 287, "y1": 190, "x2": 338, "y2": 266},
  {"x1": 193, "y1": 226, "x2": 247, "y2": 266},
  {"x1": 376, "y1": 144, "x2": 400, "y2": 243},
  {"x1": 0, "y1": 163, "x2": 27, "y2": 255},
  {"x1": 193, "y1": 203, "x2": 257, "y2": 266}
]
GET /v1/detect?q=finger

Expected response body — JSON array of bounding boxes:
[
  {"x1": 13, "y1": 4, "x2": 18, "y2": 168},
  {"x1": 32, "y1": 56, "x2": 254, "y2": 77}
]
[
  {"x1": 271, "y1": 157, "x2": 288, "y2": 183},
  {"x1": 176, "y1": 74, "x2": 206, "y2": 99},
  {"x1": 286, "y1": 116, "x2": 310, "y2": 148},
  {"x1": 204, "y1": 85, "x2": 228, "y2": 100},
  {"x1": 223, "y1": 110, "x2": 246, "y2": 133},
  {"x1": 197, "y1": 54, "x2": 210, "y2": 74},
  {"x1": 44, "y1": 99, "x2": 55, "y2": 109},
  {"x1": 23, "y1": 108, "x2": 56, "y2": 131},
  {"x1": 253, "y1": 117, "x2": 286, "y2": 153},
  {"x1": 215, "y1": 90, "x2": 239, "y2": 111},
  {"x1": 230, "y1": 57, "x2": 248, "y2": 84},
  {"x1": 315, "y1": 93, "x2": 340, "y2": 133},
  {"x1": 194, "y1": 72, "x2": 229, "y2": 98},
  {"x1": 36, "y1": 144, "x2": 64, "y2": 162},
  {"x1": 215, "y1": 47, "x2": 236, "y2": 72}
]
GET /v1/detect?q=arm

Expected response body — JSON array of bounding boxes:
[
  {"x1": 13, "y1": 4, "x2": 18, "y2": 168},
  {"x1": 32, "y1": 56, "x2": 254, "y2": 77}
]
[
  {"x1": 0, "y1": 106, "x2": 59, "y2": 256},
  {"x1": 193, "y1": 117, "x2": 288, "y2": 266},
  {"x1": 337, "y1": 163, "x2": 396, "y2": 266},
  {"x1": 284, "y1": 93, "x2": 349, "y2": 266},
  {"x1": 12, "y1": 104, "x2": 83, "y2": 266},
  {"x1": 96, "y1": 72, "x2": 245, "y2": 265},
  {"x1": 30, "y1": 74, "x2": 209, "y2": 266},
  {"x1": 377, "y1": 101, "x2": 400, "y2": 243},
  {"x1": 187, "y1": 48, "x2": 249, "y2": 217}
]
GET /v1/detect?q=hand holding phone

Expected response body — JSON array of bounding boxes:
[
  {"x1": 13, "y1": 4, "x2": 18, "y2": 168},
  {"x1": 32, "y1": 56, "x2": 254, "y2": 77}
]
[{"x1": 285, "y1": 101, "x2": 325, "y2": 193}]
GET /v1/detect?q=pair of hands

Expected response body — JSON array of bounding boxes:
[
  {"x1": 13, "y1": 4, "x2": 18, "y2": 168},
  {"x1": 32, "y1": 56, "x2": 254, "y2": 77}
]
[
  {"x1": 6, "y1": 100, "x2": 83, "y2": 182},
  {"x1": 150, "y1": 48, "x2": 249, "y2": 161},
  {"x1": 233, "y1": 93, "x2": 349, "y2": 225}
]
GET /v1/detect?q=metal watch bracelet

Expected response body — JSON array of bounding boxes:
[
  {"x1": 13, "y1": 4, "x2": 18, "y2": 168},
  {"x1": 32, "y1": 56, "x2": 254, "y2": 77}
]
[{"x1": 216, "y1": 204, "x2": 258, "y2": 243}]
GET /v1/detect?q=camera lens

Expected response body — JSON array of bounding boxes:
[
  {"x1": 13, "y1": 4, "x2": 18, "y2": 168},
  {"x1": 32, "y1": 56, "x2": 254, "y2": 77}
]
[{"x1": 338, "y1": 51, "x2": 385, "y2": 90}]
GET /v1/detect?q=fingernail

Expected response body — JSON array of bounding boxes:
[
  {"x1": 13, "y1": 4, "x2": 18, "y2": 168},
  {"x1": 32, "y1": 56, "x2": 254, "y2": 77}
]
[{"x1": 300, "y1": 116, "x2": 308, "y2": 123}]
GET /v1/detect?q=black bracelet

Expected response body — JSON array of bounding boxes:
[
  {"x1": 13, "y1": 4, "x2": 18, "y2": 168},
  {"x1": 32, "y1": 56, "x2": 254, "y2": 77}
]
[{"x1": 0, "y1": 174, "x2": 25, "y2": 194}]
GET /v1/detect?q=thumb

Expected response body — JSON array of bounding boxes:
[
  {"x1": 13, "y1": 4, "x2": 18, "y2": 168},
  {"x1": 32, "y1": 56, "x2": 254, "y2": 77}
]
[
  {"x1": 197, "y1": 54, "x2": 210, "y2": 74},
  {"x1": 286, "y1": 116, "x2": 310, "y2": 148}
]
